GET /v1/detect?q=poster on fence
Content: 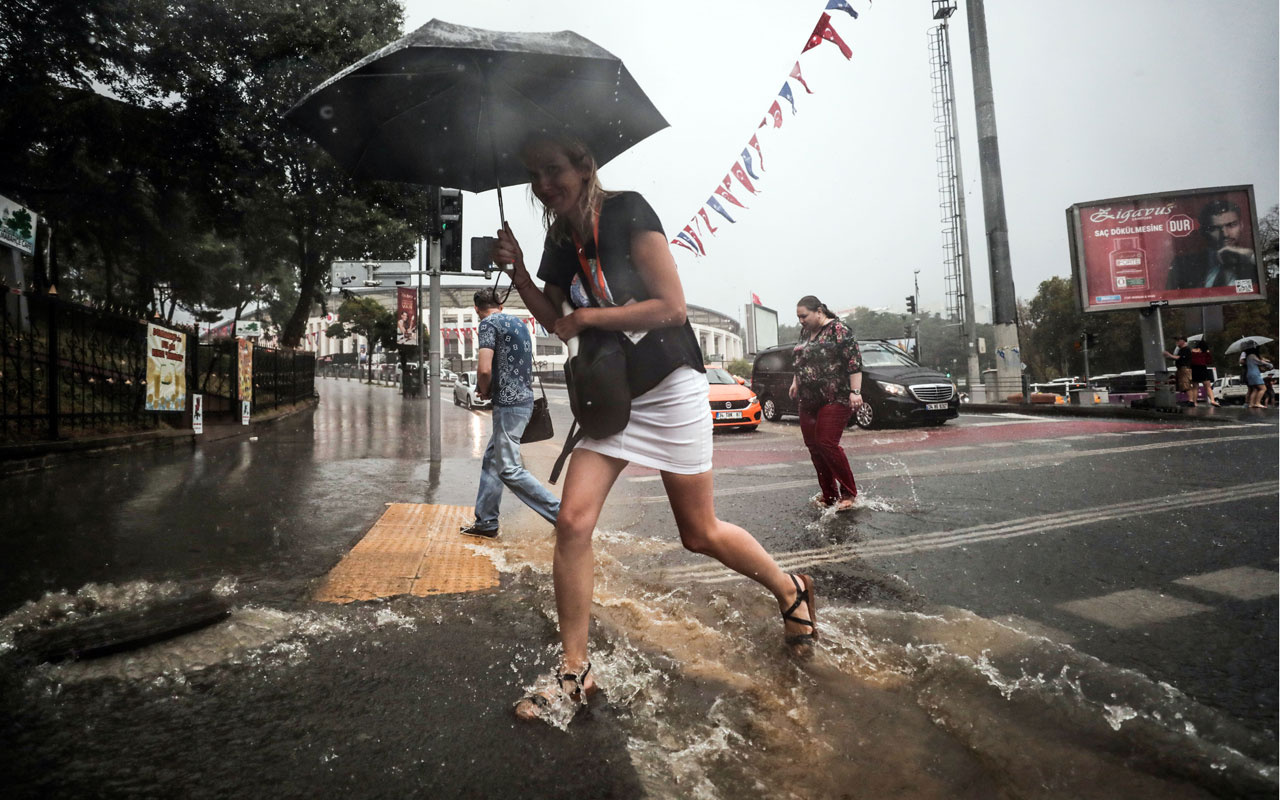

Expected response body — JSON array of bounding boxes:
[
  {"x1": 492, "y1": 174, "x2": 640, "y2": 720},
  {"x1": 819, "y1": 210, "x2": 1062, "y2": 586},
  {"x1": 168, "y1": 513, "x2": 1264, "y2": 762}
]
[
  {"x1": 192, "y1": 394, "x2": 203, "y2": 434},
  {"x1": 145, "y1": 322, "x2": 187, "y2": 411},
  {"x1": 237, "y1": 337, "x2": 253, "y2": 406}
]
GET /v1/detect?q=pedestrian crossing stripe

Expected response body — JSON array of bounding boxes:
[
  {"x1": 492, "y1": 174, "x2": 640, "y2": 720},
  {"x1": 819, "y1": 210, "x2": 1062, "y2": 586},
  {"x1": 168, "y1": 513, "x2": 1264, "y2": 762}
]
[{"x1": 313, "y1": 504, "x2": 499, "y2": 603}]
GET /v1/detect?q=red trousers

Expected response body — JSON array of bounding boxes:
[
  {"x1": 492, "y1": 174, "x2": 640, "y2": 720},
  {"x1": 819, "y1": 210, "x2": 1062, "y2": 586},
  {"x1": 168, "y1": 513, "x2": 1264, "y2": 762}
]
[{"x1": 799, "y1": 402, "x2": 858, "y2": 504}]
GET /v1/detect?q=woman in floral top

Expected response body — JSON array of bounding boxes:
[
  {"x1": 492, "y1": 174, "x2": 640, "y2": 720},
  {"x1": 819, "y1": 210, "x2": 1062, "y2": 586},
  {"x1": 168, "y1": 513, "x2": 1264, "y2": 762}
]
[{"x1": 788, "y1": 295, "x2": 863, "y2": 511}]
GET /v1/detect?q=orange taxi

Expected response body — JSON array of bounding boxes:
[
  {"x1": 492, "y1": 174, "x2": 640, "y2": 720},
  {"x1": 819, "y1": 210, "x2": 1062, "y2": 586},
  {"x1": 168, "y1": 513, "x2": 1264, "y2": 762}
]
[{"x1": 705, "y1": 366, "x2": 761, "y2": 432}]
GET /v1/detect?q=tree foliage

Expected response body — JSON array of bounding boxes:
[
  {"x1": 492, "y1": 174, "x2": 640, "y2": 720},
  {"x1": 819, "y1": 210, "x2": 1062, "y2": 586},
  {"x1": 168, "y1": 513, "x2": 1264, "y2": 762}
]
[
  {"x1": 0, "y1": 0, "x2": 431, "y2": 344},
  {"x1": 328, "y1": 295, "x2": 396, "y2": 381}
]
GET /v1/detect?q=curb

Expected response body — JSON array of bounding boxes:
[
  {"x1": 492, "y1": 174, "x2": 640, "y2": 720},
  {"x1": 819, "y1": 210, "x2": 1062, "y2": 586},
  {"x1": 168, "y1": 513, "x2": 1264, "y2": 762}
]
[
  {"x1": 0, "y1": 397, "x2": 320, "y2": 476},
  {"x1": 961, "y1": 401, "x2": 1248, "y2": 424}
]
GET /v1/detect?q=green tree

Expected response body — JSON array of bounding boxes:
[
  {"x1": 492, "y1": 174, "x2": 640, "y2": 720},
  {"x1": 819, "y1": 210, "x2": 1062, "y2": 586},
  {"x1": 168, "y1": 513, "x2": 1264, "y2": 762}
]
[{"x1": 327, "y1": 295, "x2": 396, "y2": 382}]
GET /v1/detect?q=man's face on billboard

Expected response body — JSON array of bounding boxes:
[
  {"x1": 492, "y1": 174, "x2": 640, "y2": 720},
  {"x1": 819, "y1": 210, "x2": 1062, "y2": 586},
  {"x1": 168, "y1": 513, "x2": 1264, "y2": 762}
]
[{"x1": 1203, "y1": 211, "x2": 1241, "y2": 249}]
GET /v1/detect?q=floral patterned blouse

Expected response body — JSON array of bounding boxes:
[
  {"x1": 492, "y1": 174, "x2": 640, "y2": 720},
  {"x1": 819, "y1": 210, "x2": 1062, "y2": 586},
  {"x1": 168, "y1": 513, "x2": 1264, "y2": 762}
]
[{"x1": 793, "y1": 319, "x2": 862, "y2": 412}]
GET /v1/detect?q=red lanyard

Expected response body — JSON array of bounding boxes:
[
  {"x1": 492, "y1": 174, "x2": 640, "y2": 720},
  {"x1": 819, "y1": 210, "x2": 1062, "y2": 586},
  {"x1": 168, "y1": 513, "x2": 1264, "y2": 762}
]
[{"x1": 571, "y1": 213, "x2": 608, "y2": 303}]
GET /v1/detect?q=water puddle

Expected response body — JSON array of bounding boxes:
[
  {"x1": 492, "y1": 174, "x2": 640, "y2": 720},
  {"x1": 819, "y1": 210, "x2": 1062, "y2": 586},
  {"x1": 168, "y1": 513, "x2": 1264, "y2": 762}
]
[{"x1": 2, "y1": 542, "x2": 1274, "y2": 798}]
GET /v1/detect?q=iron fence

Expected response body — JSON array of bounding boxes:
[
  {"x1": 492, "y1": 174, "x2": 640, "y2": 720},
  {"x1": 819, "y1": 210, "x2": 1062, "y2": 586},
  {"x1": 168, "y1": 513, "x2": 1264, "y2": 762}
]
[{"x1": 1, "y1": 285, "x2": 316, "y2": 443}]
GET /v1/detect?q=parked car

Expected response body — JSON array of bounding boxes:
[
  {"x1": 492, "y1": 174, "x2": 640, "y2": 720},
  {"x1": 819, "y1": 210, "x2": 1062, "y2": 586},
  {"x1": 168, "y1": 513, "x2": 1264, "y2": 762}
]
[
  {"x1": 452, "y1": 371, "x2": 491, "y2": 410},
  {"x1": 705, "y1": 366, "x2": 761, "y2": 432},
  {"x1": 1212, "y1": 374, "x2": 1249, "y2": 405},
  {"x1": 750, "y1": 340, "x2": 960, "y2": 428}
]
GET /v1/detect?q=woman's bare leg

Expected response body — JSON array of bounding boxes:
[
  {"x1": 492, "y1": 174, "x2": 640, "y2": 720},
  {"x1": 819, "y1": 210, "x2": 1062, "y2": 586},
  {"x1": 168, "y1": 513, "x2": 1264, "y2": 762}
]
[
  {"x1": 660, "y1": 469, "x2": 812, "y2": 637},
  {"x1": 553, "y1": 448, "x2": 628, "y2": 670}
]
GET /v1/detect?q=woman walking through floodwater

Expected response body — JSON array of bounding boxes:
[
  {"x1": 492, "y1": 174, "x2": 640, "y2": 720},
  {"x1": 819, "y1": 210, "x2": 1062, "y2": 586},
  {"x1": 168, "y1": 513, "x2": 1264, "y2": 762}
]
[
  {"x1": 494, "y1": 132, "x2": 818, "y2": 720},
  {"x1": 789, "y1": 295, "x2": 863, "y2": 512}
]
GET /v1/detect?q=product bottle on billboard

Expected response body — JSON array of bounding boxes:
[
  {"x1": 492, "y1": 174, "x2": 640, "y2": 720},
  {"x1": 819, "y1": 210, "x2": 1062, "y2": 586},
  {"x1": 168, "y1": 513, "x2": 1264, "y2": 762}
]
[{"x1": 1108, "y1": 237, "x2": 1149, "y2": 293}]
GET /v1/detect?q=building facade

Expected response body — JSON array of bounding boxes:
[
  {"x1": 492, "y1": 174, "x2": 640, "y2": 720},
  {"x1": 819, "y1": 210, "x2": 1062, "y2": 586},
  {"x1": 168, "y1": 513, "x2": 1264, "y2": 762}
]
[{"x1": 296, "y1": 285, "x2": 745, "y2": 369}]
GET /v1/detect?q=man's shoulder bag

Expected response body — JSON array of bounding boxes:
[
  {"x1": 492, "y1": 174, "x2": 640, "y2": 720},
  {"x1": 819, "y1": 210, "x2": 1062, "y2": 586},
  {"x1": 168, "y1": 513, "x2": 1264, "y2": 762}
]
[{"x1": 520, "y1": 378, "x2": 554, "y2": 444}]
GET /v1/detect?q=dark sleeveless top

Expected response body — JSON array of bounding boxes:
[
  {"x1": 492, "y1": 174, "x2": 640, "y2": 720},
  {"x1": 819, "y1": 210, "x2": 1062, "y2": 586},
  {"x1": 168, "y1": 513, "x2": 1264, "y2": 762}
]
[{"x1": 536, "y1": 191, "x2": 704, "y2": 397}]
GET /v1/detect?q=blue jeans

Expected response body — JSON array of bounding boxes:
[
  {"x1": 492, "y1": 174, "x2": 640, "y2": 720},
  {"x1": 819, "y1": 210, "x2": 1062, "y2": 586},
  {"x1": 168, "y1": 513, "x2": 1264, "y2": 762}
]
[{"x1": 473, "y1": 401, "x2": 560, "y2": 530}]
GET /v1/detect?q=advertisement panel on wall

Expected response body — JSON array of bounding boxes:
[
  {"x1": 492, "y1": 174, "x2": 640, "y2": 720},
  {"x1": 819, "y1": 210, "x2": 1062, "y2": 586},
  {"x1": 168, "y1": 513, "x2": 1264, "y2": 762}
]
[
  {"x1": 145, "y1": 323, "x2": 187, "y2": 411},
  {"x1": 396, "y1": 286, "x2": 418, "y2": 345},
  {"x1": 237, "y1": 338, "x2": 254, "y2": 404},
  {"x1": 1067, "y1": 185, "x2": 1265, "y2": 313}
]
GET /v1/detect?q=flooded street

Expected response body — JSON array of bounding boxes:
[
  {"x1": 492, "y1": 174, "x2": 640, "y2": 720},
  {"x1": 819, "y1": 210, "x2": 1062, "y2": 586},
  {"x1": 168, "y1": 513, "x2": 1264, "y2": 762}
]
[{"x1": 2, "y1": 380, "x2": 1276, "y2": 798}]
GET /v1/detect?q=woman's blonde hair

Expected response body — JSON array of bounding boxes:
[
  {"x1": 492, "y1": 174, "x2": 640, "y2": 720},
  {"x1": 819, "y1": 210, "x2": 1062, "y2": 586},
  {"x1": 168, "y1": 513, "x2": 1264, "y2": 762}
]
[{"x1": 521, "y1": 132, "x2": 614, "y2": 244}]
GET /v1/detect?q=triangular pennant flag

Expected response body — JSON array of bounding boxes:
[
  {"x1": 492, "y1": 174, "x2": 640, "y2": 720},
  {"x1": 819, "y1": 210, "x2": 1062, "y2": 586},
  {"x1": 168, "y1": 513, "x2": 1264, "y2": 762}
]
[
  {"x1": 749, "y1": 134, "x2": 765, "y2": 171},
  {"x1": 803, "y1": 12, "x2": 853, "y2": 59},
  {"x1": 697, "y1": 207, "x2": 720, "y2": 235},
  {"x1": 779, "y1": 82, "x2": 797, "y2": 114},
  {"x1": 752, "y1": 292, "x2": 762, "y2": 305},
  {"x1": 731, "y1": 163, "x2": 759, "y2": 195},
  {"x1": 682, "y1": 225, "x2": 707, "y2": 255},
  {"x1": 766, "y1": 100, "x2": 784, "y2": 128},
  {"x1": 740, "y1": 147, "x2": 761, "y2": 180},
  {"x1": 715, "y1": 181, "x2": 747, "y2": 209},
  {"x1": 707, "y1": 196, "x2": 737, "y2": 224},
  {"x1": 790, "y1": 61, "x2": 814, "y2": 94},
  {"x1": 672, "y1": 236, "x2": 698, "y2": 255},
  {"x1": 826, "y1": 0, "x2": 858, "y2": 19}
]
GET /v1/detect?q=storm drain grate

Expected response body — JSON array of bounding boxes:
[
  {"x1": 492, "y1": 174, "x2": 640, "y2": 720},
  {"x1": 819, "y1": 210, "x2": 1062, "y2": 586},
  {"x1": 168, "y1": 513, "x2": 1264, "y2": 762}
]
[{"x1": 313, "y1": 504, "x2": 499, "y2": 603}]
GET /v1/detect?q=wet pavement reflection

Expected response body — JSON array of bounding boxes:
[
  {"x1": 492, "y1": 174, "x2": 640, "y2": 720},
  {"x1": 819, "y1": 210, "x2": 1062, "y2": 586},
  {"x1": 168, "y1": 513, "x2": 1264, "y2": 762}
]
[{"x1": 1, "y1": 379, "x2": 1276, "y2": 798}]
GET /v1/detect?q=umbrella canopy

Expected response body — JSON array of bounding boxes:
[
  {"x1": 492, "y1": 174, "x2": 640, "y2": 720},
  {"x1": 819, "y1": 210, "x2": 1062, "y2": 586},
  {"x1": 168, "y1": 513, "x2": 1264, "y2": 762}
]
[
  {"x1": 1224, "y1": 335, "x2": 1274, "y2": 355},
  {"x1": 283, "y1": 19, "x2": 668, "y2": 192}
]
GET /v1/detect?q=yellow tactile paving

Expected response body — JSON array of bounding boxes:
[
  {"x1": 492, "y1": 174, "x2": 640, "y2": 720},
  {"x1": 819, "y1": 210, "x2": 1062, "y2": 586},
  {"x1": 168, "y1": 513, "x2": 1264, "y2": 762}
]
[{"x1": 313, "y1": 503, "x2": 499, "y2": 603}]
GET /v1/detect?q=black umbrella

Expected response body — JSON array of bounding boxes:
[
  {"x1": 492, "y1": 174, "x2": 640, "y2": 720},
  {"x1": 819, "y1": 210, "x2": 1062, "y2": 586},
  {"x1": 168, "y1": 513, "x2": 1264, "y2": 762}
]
[{"x1": 284, "y1": 18, "x2": 668, "y2": 215}]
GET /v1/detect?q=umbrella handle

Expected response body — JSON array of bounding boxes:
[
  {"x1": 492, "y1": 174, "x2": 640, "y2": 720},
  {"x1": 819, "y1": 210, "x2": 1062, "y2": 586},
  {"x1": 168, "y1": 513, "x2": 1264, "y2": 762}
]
[{"x1": 562, "y1": 301, "x2": 579, "y2": 359}]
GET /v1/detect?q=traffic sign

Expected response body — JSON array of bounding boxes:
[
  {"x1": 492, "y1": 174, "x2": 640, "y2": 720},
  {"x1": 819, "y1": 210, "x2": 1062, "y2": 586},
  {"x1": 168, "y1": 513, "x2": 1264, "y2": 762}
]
[{"x1": 330, "y1": 260, "x2": 414, "y2": 290}]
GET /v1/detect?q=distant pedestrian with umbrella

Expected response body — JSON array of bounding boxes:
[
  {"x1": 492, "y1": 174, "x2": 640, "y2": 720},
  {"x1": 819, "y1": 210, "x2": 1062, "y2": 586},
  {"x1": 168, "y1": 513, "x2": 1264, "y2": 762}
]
[
  {"x1": 496, "y1": 132, "x2": 820, "y2": 720},
  {"x1": 1242, "y1": 347, "x2": 1273, "y2": 408}
]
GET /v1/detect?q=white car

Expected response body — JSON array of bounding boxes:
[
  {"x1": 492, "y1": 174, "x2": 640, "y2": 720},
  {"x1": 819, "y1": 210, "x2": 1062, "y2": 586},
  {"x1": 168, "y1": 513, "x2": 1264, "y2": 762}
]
[
  {"x1": 1213, "y1": 375, "x2": 1249, "y2": 404},
  {"x1": 452, "y1": 371, "x2": 491, "y2": 410}
]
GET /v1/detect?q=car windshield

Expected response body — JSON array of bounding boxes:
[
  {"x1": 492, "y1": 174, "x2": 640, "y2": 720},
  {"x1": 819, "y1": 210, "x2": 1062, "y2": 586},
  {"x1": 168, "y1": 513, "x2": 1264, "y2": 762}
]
[
  {"x1": 705, "y1": 368, "x2": 738, "y2": 385},
  {"x1": 858, "y1": 344, "x2": 919, "y2": 368}
]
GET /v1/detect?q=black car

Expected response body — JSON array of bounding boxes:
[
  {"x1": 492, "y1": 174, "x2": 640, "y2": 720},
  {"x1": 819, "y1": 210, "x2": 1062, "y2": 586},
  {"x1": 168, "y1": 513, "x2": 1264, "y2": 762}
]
[{"x1": 750, "y1": 340, "x2": 960, "y2": 428}]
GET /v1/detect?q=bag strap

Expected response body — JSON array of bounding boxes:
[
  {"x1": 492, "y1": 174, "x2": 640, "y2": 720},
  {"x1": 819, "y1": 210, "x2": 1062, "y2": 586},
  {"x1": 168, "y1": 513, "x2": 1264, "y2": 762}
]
[
  {"x1": 550, "y1": 419, "x2": 585, "y2": 485},
  {"x1": 571, "y1": 212, "x2": 608, "y2": 307}
]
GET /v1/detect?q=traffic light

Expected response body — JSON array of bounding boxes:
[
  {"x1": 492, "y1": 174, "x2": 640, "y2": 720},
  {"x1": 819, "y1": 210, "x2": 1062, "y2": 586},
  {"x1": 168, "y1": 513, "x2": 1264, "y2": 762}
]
[
  {"x1": 906, "y1": 295, "x2": 917, "y2": 314},
  {"x1": 1084, "y1": 332, "x2": 1099, "y2": 347},
  {"x1": 438, "y1": 188, "x2": 463, "y2": 272}
]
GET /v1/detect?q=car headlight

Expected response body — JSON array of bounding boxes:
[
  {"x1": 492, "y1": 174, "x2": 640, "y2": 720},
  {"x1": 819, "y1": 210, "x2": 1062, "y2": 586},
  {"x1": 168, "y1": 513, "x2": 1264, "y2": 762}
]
[
  {"x1": 876, "y1": 380, "x2": 907, "y2": 397},
  {"x1": 747, "y1": 395, "x2": 758, "y2": 405}
]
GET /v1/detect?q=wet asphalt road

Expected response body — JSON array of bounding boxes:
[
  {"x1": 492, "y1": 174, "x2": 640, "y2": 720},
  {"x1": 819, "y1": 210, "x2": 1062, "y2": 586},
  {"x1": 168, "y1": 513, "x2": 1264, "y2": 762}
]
[{"x1": 1, "y1": 377, "x2": 1276, "y2": 798}]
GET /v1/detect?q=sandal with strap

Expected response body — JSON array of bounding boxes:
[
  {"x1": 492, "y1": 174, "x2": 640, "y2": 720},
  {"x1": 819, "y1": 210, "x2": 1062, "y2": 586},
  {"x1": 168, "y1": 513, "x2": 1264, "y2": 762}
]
[
  {"x1": 782, "y1": 573, "x2": 819, "y2": 651},
  {"x1": 514, "y1": 662, "x2": 596, "y2": 721}
]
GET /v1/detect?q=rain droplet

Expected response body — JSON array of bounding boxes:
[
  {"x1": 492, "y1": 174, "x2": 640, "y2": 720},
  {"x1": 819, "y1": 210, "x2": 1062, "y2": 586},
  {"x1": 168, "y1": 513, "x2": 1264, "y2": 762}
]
[{"x1": 320, "y1": 105, "x2": 334, "y2": 119}]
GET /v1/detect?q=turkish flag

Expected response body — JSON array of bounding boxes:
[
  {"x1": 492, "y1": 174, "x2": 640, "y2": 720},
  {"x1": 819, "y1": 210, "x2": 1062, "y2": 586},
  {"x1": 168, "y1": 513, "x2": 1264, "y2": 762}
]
[
  {"x1": 672, "y1": 237, "x2": 697, "y2": 255},
  {"x1": 731, "y1": 163, "x2": 759, "y2": 195},
  {"x1": 752, "y1": 293, "x2": 762, "y2": 305},
  {"x1": 715, "y1": 181, "x2": 747, "y2": 209},
  {"x1": 749, "y1": 134, "x2": 765, "y2": 171},
  {"x1": 790, "y1": 61, "x2": 814, "y2": 94},
  {"x1": 682, "y1": 225, "x2": 706, "y2": 255},
  {"x1": 803, "y1": 12, "x2": 853, "y2": 60},
  {"x1": 766, "y1": 100, "x2": 784, "y2": 128},
  {"x1": 698, "y1": 207, "x2": 719, "y2": 235}
]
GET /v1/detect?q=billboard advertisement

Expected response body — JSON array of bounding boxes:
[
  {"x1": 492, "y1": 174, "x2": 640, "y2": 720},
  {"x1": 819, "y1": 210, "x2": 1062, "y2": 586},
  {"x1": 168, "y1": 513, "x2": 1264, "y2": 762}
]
[
  {"x1": 396, "y1": 286, "x2": 418, "y2": 345},
  {"x1": 145, "y1": 323, "x2": 187, "y2": 411},
  {"x1": 1067, "y1": 185, "x2": 1264, "y2": 313},
  {"x1": 745, "y1": 303, "x2": 778, "y2": 353}
]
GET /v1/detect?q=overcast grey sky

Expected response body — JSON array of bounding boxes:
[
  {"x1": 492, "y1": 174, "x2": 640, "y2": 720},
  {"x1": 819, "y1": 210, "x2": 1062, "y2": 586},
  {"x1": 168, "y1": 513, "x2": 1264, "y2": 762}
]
[{"x1": 403, "y1": 0, "x2": 1279, "y2": 324}]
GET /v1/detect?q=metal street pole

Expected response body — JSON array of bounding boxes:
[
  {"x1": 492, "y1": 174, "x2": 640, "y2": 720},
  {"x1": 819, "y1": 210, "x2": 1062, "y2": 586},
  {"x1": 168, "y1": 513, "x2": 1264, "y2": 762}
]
[
  {"x1": 429, "y1": 236, "x2": 442, "y2": 462},
  {"x1": 417, "y1": 239, "x2": 424, "y2": 393},
  {"x1": 966, "y1": 0, "x2": 1022, "y2": 400}
]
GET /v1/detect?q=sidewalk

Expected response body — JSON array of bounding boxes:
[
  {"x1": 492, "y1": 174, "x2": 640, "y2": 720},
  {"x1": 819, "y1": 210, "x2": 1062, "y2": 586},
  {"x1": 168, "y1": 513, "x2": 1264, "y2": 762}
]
[{"x1": 962, "y1": 399, "x2": 1272, "y2": 423}]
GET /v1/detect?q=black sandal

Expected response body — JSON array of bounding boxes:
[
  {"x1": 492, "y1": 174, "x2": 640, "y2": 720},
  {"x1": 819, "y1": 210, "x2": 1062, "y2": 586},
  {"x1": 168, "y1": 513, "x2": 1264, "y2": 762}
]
[
  {"x1": 782, "y1": 573, "x2": 819, "y2": 649},
  {"x1": 514, "y1": 662, "x2": 595, "y2": 720}
]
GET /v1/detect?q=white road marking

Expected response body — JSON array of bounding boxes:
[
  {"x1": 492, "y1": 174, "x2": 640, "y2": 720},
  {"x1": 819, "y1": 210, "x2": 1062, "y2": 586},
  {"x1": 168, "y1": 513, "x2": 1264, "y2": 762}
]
[
  {"x1": 665, "y1": 482, "x2": 1275, "y2": 582},
  {"x1": 1173, "y1": 567, "x2": 1280, "y2": 601},
  {"x1": 628, "y1": 431, "x2": 1277, "y2": 505},
  {"x1": 1057, "y1": 589, "x2": 1212, "y2": 629}
]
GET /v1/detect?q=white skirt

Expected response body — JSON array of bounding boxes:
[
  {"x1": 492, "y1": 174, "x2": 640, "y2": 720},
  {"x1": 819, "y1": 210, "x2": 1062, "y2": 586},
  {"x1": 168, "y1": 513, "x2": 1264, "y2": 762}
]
[{"x1": 577, "y1": 366, "x2": 712, "y2": 474}]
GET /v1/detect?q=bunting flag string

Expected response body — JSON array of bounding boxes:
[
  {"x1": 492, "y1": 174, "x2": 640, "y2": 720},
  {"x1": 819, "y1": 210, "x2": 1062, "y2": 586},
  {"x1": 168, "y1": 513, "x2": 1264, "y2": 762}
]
[{"x1": 669, "y1": 1, "x2": 865, "y2": 258}]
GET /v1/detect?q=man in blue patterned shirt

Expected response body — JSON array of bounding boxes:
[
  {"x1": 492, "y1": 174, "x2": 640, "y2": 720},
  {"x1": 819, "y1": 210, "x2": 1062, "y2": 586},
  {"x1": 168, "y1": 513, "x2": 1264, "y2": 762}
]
[{"x1": 461, "y1": 288, "x2": 560, "y2": 538}]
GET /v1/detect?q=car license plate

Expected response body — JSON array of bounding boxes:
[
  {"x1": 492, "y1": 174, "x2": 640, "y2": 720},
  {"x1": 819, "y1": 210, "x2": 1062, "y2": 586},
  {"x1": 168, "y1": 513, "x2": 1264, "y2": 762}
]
[
  {"x1": 926, "y1": 402, "x2": 948, "y2": 411},
  {"x1": 716, "y1": 411, "x2": 743, "y2": 420}
]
